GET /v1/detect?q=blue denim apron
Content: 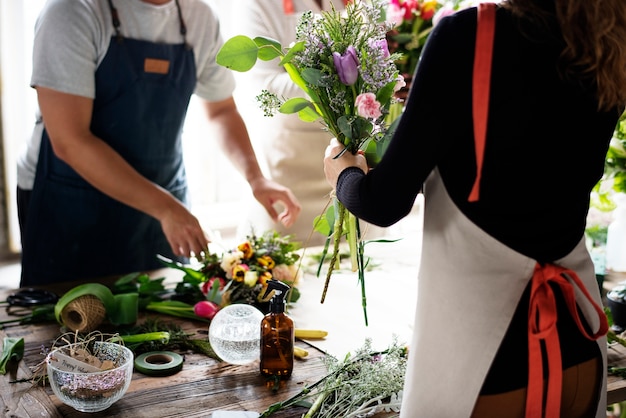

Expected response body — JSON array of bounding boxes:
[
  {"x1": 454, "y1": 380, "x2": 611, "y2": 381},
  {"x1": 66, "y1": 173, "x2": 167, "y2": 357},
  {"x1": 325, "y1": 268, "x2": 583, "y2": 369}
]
[{"x1": 21, "y1": 0, "x2": 196, "y2": 285}]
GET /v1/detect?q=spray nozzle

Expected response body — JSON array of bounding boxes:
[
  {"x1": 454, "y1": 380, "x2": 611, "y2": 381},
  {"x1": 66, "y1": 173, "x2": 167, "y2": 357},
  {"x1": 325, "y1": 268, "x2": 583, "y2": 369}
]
[{"x1": 262, "y1": 279, "x2": 291, "y2": 313}]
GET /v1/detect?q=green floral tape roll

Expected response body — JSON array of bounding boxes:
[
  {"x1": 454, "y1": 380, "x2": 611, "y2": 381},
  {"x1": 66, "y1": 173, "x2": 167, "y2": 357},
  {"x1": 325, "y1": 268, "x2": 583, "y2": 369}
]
[{"x1": 134, "y1": 351, "x2": 184, "y2": 377}]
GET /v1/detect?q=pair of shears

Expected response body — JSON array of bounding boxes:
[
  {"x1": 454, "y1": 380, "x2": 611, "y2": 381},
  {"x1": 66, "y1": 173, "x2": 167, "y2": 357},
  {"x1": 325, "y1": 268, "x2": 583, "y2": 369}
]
[{"x1": 2, "y1": 288, "x2": 59, "y2": 316}]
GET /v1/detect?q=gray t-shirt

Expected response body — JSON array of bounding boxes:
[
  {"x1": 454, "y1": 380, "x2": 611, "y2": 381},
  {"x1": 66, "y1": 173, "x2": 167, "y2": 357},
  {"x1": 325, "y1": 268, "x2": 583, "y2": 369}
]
[{"x1": 17, "y1": 0, "x2": 235, "y2": 189}]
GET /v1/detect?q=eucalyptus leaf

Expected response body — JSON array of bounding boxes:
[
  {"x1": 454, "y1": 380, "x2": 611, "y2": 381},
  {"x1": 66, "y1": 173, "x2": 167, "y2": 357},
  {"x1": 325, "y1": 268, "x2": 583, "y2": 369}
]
[
  {"x1": 279, "y1": 40, "x2": 305, "y2": 65},
  {"x1": 280, "y1": 97, "x2": 314, "y2": 114},
  {"x1": 253, "y1": 36, "x2": 283, "y2": 61},
  {"x1": 301, "y1": 68, "x2": 325, "y2": 87},
  {"x1": 215, "y1": 35, "x2": 259, "y2": 72},
  {"x1": 297, "y1": 106, "x2": 321, "y2": 122}
]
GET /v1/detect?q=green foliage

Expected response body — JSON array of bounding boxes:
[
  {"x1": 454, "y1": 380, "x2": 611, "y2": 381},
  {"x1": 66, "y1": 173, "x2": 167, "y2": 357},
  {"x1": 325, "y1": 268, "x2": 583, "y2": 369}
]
[{"x1": 0, "y1": 337, "x2": 24, "y2": 375}]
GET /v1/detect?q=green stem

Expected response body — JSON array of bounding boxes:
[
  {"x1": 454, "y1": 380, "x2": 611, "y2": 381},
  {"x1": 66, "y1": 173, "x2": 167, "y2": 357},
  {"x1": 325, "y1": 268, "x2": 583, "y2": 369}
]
[
  {"x1": 356, "y1": 225, "x2": 368, "y2": 327},
  {"x1": 347, "y1": 212, "x2": 358, "y2": 272},
  {"x1": 304, "y1": 392, "x2": 330, "y2": 418},
  {"x1": 320, "y1": 201, "x2": 346, "y2": 303}
]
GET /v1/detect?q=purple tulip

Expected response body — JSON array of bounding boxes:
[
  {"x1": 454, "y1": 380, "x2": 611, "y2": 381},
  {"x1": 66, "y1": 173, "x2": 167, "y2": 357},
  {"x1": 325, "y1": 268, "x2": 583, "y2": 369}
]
[
  {"x1": 371, "y1": 39, "x2": 390, "y2": 58},
  {"x1": 333, "y1": 46, "x2": 359, "y2": 85}
]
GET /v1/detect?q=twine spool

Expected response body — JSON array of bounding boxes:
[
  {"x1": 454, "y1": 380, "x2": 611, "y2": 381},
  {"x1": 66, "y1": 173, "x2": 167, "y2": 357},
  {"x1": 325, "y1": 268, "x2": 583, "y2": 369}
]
[{"x1": 60, "y1": 294, "x2": 107, "y2": 333}]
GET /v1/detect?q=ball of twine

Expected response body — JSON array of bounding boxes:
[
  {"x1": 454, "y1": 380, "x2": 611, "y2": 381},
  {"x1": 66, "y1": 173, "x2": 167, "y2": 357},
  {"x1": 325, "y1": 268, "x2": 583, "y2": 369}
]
[{"x1": 60, "y1": 294, "x2": 107, "y2": 333}]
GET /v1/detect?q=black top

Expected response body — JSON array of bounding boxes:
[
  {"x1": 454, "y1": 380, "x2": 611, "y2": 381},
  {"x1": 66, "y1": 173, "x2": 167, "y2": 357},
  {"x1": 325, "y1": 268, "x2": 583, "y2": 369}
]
[{"x1": 336, "y1": 6, "x2": 621, "y2": 264}]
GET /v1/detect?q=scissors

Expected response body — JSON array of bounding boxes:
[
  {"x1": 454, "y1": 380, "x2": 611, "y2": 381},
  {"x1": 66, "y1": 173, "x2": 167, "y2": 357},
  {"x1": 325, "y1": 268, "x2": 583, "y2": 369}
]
[{"x1": 4, "y1": 288, "x2": 58, "y2": 309}]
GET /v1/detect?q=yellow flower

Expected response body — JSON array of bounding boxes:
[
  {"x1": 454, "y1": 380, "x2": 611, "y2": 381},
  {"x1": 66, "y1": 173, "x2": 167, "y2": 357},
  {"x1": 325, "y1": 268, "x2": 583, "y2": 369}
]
[
  {"x1": 237, "y1": 241, "x2": 254, "y2": 259},
  {"x1": 232, "y1": 264, "x2": 249, "y2": 283},
  {"x1": 256, "y1": 255, "x2": 275, "y2": 269}
]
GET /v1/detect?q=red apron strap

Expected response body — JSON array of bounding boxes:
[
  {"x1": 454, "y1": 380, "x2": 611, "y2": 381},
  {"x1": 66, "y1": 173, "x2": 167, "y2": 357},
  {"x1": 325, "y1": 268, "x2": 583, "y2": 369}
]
[
  {"x1": 283, "y1": 0, "x2": 294, "y2": 14},
  {"x1": 468, "y1": 2, "x2": 496, "y2": 202},
  {"x1": 526, "y1": 263, "x2": 608, "y2": 418}
]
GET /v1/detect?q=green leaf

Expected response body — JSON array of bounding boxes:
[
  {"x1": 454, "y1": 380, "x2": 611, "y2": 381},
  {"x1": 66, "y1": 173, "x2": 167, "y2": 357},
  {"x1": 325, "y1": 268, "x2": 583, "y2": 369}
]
[
  {"x1": 297, "y1": 106, "x2": 321, "y2": 122},
  {"x1": 206, "y1": 279, "x2": 222, "y2": 305},
  {"x1": 337, "y1": 116, "x2": 372, "y2": 146},
  {"x1": 157, "y1": 254, "x2": 206, "y2": 280},
  {"x1": 253, "y1": 36, "x2": 283, "y2": 61},
  {"x1": 110, "y1": 293, "x2": 139, "y2": 325},
  {"x1": 279, "y1": 40, "x2": 305, "y2": 65},
  {"x1": 216, "y1": 35, "x2": 259, "y2": 72},
  {"x1": 114, "y1": 272, "x2": 142, "y2": 287},
  {"x1": 145, "y1": 300, "x2": 208, "y2": 322},
  {"x1": 300, "y1": 68, "x2": 325, "y2": 87},
  {"x1": 0, "y1": 337, "x2": 24, "y2": 375},
  {"x1": 280, "y1": 97, "x2": 314, "y2": 114}
]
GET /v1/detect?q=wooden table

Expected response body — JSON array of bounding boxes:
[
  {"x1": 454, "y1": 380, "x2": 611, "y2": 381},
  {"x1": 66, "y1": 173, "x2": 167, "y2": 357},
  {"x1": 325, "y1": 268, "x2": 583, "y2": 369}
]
[
  {"x1": 0, "y1": 279, "x2": 335, "y2": 418},
  {"x1": 4, "y1": 269, "x2": 626, "y2": 417},
  {"x1": 608, "y1": 343, "x2": 626, "y2": 405}
]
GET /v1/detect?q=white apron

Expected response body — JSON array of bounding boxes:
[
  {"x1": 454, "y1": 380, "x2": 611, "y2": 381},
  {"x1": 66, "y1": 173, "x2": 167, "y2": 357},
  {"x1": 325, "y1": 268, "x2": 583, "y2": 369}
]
[{"x1": 399, "y1": 168, "x2": 607, "y2": 417}]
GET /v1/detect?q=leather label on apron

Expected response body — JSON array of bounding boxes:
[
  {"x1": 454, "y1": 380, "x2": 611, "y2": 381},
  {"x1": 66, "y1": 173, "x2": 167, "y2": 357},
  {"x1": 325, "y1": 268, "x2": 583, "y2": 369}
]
[{"x1": 144, "y1": 58, "x2": 170, "y2": 74}]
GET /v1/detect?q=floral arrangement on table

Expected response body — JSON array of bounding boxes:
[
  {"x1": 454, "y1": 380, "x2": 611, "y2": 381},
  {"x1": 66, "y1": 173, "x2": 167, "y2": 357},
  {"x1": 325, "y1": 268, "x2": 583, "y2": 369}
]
[
  {"x1": 216, "y1": 0, "x2": 402, "y2": 326},
  {"x1": 155, "y1": 231, "x2": 303, "y2": 320}
]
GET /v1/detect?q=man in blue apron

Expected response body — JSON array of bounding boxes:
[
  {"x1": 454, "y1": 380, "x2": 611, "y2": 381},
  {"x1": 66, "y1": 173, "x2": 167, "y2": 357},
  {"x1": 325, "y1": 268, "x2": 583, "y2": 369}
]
[{"x1": 17, "y1": 0, "x2": 300, "y2": 286}]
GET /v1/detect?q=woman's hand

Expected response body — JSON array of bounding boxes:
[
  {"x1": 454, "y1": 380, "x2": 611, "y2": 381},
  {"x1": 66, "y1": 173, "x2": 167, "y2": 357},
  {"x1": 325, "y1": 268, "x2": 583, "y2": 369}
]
[{"x1": 323, "y1": 138, "x2": 368, "y2": 189}]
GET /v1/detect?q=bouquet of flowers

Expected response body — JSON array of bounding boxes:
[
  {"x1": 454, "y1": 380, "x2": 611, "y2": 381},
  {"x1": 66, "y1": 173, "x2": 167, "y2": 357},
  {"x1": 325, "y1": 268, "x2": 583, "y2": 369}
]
[
  {"x1": 216, "y1": 0, "x2": 402, "y2": 326},
  {"x1": 384, "y1": 0, "x2": 443, "y2": 78},
  {"x1": 156, "y1": 231, "x2": 302, "y2": 319}
]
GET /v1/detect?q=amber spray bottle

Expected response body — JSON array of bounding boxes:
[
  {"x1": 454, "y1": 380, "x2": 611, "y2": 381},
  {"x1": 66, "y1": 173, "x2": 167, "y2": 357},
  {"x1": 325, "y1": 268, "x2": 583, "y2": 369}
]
[{"x1": 260, "y1": 279, "x2": 294, "y2": 378}]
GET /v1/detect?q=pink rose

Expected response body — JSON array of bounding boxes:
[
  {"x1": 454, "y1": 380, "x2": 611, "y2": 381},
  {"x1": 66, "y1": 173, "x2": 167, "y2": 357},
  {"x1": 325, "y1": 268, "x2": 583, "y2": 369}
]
[{"x1": 355, "y1": 93, "x2": 382, "y2": 119}]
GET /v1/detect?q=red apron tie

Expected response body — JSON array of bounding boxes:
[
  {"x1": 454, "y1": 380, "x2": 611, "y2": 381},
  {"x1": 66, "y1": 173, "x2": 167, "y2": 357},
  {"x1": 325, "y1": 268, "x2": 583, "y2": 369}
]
[
  {"x1": 283, "y1": 0, "x2": 295, "y2": 15},
  {"x1": 468, "y1": 2, "x2": 495, "y2": 202},
  {"x1": 526, "y1": 263, "x2": 608, "y2": 418}
]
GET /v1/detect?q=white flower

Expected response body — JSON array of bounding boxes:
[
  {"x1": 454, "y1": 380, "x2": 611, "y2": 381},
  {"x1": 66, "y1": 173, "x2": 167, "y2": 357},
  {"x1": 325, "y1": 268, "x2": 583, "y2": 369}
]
[
  {"x1": 220, "y1": 251, "x2": 243, "y2": 279},
  {"x1": 244, "y1": 271, "x2": 258, "y2": 287}
]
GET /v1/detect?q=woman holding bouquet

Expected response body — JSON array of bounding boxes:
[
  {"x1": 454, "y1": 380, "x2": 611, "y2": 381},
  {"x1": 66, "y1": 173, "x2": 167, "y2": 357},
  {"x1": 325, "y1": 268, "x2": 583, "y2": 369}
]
[{"x1": 324, "y1": 0, "x2": 625, "y2": 417}]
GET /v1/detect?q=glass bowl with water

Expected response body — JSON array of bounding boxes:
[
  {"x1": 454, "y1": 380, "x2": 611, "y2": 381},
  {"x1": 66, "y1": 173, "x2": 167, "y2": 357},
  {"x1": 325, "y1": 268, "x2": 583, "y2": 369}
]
[{"x1": 209, "y1": 304, "x2": 264, "y2": 364}]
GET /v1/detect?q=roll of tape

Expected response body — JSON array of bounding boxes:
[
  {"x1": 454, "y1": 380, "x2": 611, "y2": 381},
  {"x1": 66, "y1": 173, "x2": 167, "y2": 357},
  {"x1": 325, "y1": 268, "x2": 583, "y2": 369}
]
[{"x1": 134, "y1": 351, "x2": 184, "y2": 377}]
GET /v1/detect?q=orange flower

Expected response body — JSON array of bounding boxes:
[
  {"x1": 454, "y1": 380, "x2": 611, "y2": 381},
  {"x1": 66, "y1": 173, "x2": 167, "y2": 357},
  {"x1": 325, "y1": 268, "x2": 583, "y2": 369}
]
[
  {"x1": 237, "y1": 241, "x2": 254, "y2": 259},
  {"x1": 258, "y1": 271, "x2": 273, "y2": 286}
]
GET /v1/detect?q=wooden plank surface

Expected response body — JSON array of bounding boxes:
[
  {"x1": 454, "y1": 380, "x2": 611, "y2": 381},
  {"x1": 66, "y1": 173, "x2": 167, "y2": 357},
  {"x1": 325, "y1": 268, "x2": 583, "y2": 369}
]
[{"x1": 1, "y1": 308, "x2": 330, "y2": 417}]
